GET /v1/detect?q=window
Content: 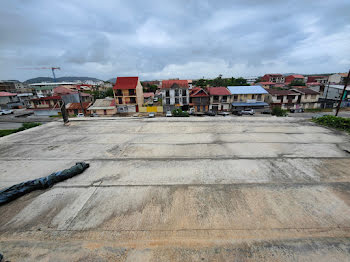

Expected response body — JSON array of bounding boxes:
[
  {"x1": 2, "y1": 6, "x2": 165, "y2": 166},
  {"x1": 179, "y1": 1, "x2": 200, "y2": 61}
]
[
  {"x1": 182, "y1": 89, "x2": 187, "y2": 96},
  {"x1": 197, "y1": 106, "x2": 200, "y2": 111},
  {"x1": 118, "y1": 97, "x2": 122, "y2": 104},
  {"x1": 213, "y1": 96, "x2": 219, "y2": 102},
  {"x1": 116, "y1": 90, "x2": 122, "y2": 96},
  {"x1": 234, "y1": 95, "x2": 238, "y2": 101},
  {"x1": 257, "y1": 94, "x2": 262, "y2": 101},
  {"x1": 252, "y1": 94, "x2": 256, "y2": 99},
  {"x1": 166, "y1": 90, "x2": 170, "y2": 97},
  {"x1": 183, "y1": 97, "x2": 187, "y2": 104},
  {"x1": 129, "y1": 89, "x2": 135, "y2": 96},
  {"x1": 130, "y1": 97, "x2": 136, "y2": 103},
  {"x1": 222, "y1": 96, "x2": 227, "y2": 102},
  {"x1": 166, "y1": 98, "x2": 170, "y2": 104},
  {"x1": 175, "y1": 98, "x2": 179, "y2": 104},
  {"x1": 104, "y1": 110, "x2": 107, "y2": 115},
  {"x1": 175, "y1": 89, "x2": 179, "y2": 96}
]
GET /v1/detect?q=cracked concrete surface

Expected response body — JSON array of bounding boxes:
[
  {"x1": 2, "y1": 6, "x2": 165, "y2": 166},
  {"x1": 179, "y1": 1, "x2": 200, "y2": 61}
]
[{"x1": 0, "y1": 117, "x2": 350, "y2": 261}]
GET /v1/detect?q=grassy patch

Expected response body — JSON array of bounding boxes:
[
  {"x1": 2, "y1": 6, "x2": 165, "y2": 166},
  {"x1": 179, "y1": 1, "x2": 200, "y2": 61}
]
[
  {"x1": 312, "y1": 115, "x2": 350, "y2": 133},
  {"x1": 0, "y1": 122, "x2": 42, "y2": 137}
]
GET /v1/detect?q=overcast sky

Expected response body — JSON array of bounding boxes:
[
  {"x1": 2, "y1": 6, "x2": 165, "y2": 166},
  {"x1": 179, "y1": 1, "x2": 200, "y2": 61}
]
[{"x1": 1, "y1": 0, "x2": 349, "y2": 81}]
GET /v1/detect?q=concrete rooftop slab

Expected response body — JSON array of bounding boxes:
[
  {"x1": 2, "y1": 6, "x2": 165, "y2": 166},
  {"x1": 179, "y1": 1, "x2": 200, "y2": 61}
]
[{"x1": 0, "y1": 117, "x2": 350, "y2": 261}]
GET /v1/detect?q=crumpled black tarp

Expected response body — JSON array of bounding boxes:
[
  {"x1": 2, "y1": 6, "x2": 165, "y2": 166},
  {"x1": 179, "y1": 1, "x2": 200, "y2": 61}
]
[{"x1": 0, "y1": 162, "x2": 89, "y2": 206}]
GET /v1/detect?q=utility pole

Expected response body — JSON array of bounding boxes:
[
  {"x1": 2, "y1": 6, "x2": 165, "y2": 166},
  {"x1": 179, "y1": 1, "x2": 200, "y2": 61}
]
[
  {"x1": 324, "y1": 82, "x2": 330, "y2": 109},
  {"x1": 335, "y1": 69, "x2": 350, "y2": 116}
]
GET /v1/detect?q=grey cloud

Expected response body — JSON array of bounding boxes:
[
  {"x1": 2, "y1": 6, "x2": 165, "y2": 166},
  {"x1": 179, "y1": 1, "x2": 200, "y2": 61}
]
[{"x1": 0, "y1": 0, "x2": 349, "y2": 81}]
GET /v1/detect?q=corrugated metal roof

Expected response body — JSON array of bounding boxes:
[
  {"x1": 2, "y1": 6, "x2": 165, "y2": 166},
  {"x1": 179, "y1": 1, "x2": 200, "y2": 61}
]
[{"x1": 227, "y1": 86, "x2": 268, "y2": 95}]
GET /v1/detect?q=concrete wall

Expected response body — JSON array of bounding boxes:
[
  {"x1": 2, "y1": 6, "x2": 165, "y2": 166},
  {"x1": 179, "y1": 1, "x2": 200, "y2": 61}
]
[{"x1": 139, "y1": 106, "x2": 163, "y2": 113}]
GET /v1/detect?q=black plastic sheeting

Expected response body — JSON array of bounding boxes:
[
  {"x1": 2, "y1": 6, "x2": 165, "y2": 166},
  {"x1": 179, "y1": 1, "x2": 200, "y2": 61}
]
[{"x1": 0, "y1": 162, "x2": 89, "y2": 206}]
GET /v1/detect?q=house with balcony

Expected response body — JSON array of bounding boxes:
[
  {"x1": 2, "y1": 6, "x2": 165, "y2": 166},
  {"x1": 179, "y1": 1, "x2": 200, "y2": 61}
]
[
  {"x1": 189, "y1": 87, "x2": 210, "y2": 112},
  {"x1": 265, "y1": 89, "x2": 301, "y2": 110},
  {"x1": 29, "y1": 96, "x2": 62, "y2": 116},
  {"x1": 306, "y1": 76, "x2": 328, "y2": 84},
  {"x1": 290, "y1": 88, "x2": 320, "y2": 109},
  {"x1": 161, "y1": 80, "x2": 189, "y2": 111},
  {"x1": 228, "y1": 86, "x2": 269, "y2": 110},
  {"x1": 0, "y1": 92, "x2": 22, "y2": 109},
  {"x1": 285, "y1": 74, "x2": 305, "y2": 85},
  {"x1": 261, "y1": 74, "x2": 285, "y2": 83},
  {"x1": 207, "y1": 87, "x2": 231, "y2": 112},
  {"x1": 113, "y1": 77, "x2": 144, "y2": 113}
]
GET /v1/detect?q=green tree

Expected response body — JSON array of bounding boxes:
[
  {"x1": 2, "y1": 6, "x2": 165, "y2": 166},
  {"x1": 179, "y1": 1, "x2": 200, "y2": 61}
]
[{"x1": 289, "y1": 79, "x2": 305, "y2": 86}]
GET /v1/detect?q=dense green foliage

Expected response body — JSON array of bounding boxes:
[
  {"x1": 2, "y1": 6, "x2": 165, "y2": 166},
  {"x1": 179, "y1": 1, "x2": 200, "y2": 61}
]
[
  {"x1": 172, "y1": 108, "x2": 189, "y2": 117},
  {"x1": 312, "y1": 115, "x2": 350, "y2": 132},
  {"x1": 193, "y1": 75, "x2": 249, "y2": 87},
  {"x1": 271, "y1": 107, "x2": 288, "y2": 117},
  {"x1": 289, "y1": 79, "x2": 306, "y2": 86},
  {"x1": 143, "y1": 84, "x2": 158, "y2": 93},
  {"x1": 0, "y1": 122, "x2": 42, "y2": 137}
]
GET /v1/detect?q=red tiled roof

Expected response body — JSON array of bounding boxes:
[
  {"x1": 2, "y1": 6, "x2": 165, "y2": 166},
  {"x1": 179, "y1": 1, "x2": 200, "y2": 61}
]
[
  {"x1": 190, "y1": 87, "x2": 209, "y2": 97},
  {"x1": 113, "y1": 77, "x2": 138, "y2": 90},
  {"x1": 267, "y1": 89, "x2": 299, "y2": 96},
  {"x1": 31, "y1": 96, "x2": 61, "y2": 101},
  {"x1": 66, "y1": 102, "x2": 91, "y2": 110},
  {"x1": 0, "y1": 92, "x2": 17, "y2": 97},
  {"x1": 207, "y1": 87, "x2": 231, "y2": 96},
  {"x1": 53, "y1": 86, "x2": 74, "y2": 95},
  {"x1": 264, "y1": 74, "x2": 283, "y2": 77},
  {"x1": 161, "y1": 80, "x2": 188, "y2": 89},
  {"x1": 143, "y1": 92, "x2": 155, "y2": 98},
  {"x1": 291, "y1": 88, "x2": 319, "y2": 95},
  {"x1": 289, "y1": 74, "x2": 304, "y2": 78}
]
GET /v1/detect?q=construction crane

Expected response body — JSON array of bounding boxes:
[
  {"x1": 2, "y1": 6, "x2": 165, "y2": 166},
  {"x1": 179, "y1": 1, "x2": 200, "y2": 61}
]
[{"x1": 18, "y1": 67, "x2": 61, "y2": 82}]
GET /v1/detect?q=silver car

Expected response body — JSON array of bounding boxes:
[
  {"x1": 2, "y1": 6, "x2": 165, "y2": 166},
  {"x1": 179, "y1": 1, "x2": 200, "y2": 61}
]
[{"x1": 165, "y1": 111, "x2": 172, "y2": 117}]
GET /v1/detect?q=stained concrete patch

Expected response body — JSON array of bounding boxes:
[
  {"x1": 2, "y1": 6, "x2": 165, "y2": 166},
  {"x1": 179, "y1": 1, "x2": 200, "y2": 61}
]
[{"x1": 0, "y1": 117, "x2": 350, "y2": 261}]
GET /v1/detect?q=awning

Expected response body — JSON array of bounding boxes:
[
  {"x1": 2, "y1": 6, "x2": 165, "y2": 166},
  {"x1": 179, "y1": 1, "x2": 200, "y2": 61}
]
[{"x1": 231, "y1": 102, "x2": 269, "y2": 107}]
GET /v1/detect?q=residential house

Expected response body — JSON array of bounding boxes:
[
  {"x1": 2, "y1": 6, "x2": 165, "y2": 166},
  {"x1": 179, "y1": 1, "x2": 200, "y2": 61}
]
[
  {"x1": 189, "y1": 87, "x2": 210, "y2": 112},
  {"x1": 261, "y1": 74, "x2": 285, "y2": 83},
  {"x1": 29, "y1": 96, "x2": 62, "y2": 116},
  {"x1": 290, "y1": 88, "x2": 320, "y2": 109},
  {"x1": 66, "y1": 102, "x2": 92, "y2": 116},
  {"x1": 207, "y1": 86, "x2": 231, "y2": 112},
  {"x1": 0, "y1": 92, "x2": 21, "y2": 109},
  {"x1": 285, "y1": 74, "x2": 305, "y2": 84},
  {"x1": 143, "y1": 92, "x2": 155, "y2": 103},
  {"x1": 17, "y1": 92, "x2": 34, "y2": 108},
  {"x1": 328, "y1": 73, "x2": 348, "y2": 85},
  {"x1": 32, "y1": 85, "x2": 56, "y2": 97},
  {"x1": 307, "y1": 76, "x2": 328, "y2": 84},
  {"x1": 161, "y1": 80, "x2": 189, "y2": 111},
  {"x1": 228, "y1": 86, "x2": 269, "y2": 110},
  {"x1": 53, "y1": 86, "x2": 93, "y2": 104},
  {"x1": 88, "y1": 97, "x2": 117, "y2": 116},
  {"x1": 265, "y1": 89, "x2": 300, "y2": 110},
  {"x1": 113, "y1": 77, "x2": 144, "y2": 113},
  {"x1": 0, "y1": 80, "x2": 23, "y2": 92},
  {"x1": 309, "y1": 84, "x2": 350, "y2": 108}
]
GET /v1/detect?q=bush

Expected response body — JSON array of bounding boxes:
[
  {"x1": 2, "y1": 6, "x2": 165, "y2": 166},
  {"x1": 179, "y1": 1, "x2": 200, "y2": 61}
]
[
  {"x1": 312, "y1": 115, "x2": 350, "y2": 132},
  {"x1": 271, "y1": 107, "x2": 288, "y2": 117},
  {"x1": 172, "y1": 108, "x2": 189, "y2": 117}
]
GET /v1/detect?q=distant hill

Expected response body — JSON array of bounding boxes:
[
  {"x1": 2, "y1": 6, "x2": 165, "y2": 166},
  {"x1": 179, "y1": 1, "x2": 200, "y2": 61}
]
[
  {"x1": 107, "y1": 78, "x2": 116, "y2": 84},
  {"x1": 24, "y1": 76, "x2": 103, "y2": 84}
]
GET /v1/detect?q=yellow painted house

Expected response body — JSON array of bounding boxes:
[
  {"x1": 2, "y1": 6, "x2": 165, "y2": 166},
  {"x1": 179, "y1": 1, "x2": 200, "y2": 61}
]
[{"x1": 113, "y1": 77, "x2": 144, "y2": 113}]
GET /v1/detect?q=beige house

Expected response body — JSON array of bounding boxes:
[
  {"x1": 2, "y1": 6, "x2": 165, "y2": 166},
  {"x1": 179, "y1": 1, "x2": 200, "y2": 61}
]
[
  {"x1": 228, "y1": 86, "x2": 269, "y2": 110},
  {"x1": 88, "y1": 97, "x2": 117, "y2": 116},
  {"x1": 113, "y1": 77, "x2": 144, "y2": 113},
  {"x1": 290, "y1": 88, "x2": 320, "y2": 109}
]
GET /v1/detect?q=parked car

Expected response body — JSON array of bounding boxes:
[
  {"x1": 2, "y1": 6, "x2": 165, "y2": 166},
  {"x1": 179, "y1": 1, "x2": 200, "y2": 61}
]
[
  {"x1": 148, "y1": 112, "x2": 155, "y2": 118},
  {"x1": 205, "y1": 111, "x2": 216, "y2": 116},
  {"x1": 241, "y1": 109, "x2": 255, "y2": 115},
  {"x1": 290, "y1": 108, "x2": 304, "y2": 113},
  {"x1": 232, "y1": 110, "x2": 243, "y2": 116},
  {"x1": 77, "y1": 113, "x2": 85, "y2": 117},
  {"x1": 193, "y1": 112, "x2": 205, "y2": 116},
  {"x1": 165, "y1": 111, "x2": 172, "y2": 117},
  {"x1": 0, "y1": 109, "x2": 14, "y2": 115},
  {"x1": 153, "y1": 98, "x2": 158, "y2": 102},
  {"x1": 261, "y1": 109, "x2": 272, "y2": 114},
  {"x1": 90, "y1": 113, "x2": 99, "y2": 117},
  {"x1": 218, "y1": 112, "x2": 230, "y2": 116}
]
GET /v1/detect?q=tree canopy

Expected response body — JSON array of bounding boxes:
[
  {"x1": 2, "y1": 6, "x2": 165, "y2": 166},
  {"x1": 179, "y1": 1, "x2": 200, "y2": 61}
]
[{"x1": 193, "y1": 75, "x2": 249, "y2": 87}]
